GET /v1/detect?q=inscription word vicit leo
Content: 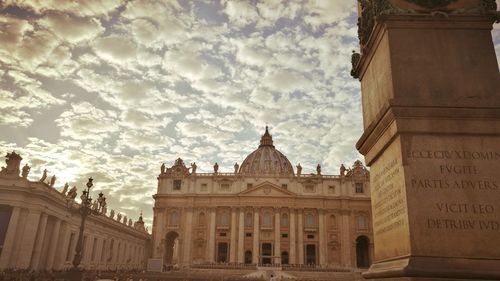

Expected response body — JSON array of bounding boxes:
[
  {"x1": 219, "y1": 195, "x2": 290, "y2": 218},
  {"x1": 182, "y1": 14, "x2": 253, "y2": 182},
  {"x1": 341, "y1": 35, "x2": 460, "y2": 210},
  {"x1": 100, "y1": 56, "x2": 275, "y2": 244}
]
[{"x1": 407, "y1": 149, "x2": 500, "y2": 232}]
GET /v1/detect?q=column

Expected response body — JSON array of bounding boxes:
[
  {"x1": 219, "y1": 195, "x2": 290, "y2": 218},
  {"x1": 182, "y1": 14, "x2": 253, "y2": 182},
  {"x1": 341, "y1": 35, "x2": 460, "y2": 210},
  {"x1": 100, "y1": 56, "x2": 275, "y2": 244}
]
[
  {"x1": 318, "y1": 209, "x2": 326, "y2": 265},
  {"x1": 237, "y1": 208, "x2": 245, "y2": 263},
  {"x1": 182, "y1": 208, "x2": 193, "y2": 265},
  {"x1": 0, "y1": 207, "x2": 21, "y2": 269},
  {"x1": 153, "y1": 209, "x2": 164, "y2": 258},
  {"x1": 54, "y1": 222, "x2": 69, "y2": 270},
  {"x1": 297, "y1": 209, "x2": 304, "y2": 265},
  {"x1": 289, "y1": 209, "x2": 296, "y2": 264},
  {"x1": 252, "y1": 208, "x2": 259, "y2": 264},
  {"x1": 274, "y1": 208, "x2": 281, "y2": 264},
  {"x1": 30, "y1": 213, "x2": 48, "y2": 270},
  {"x1": 45, "y1": 218, "x2": 61, "y2": 270},
  {"x1": 229, "y1": 208, "x2": 237, "y2": 262},
  {"x1": 95, "y1": 237, "x2": 103, "y2": 269},
  {"x1": 17, "y1": 211, "x2": 42, "y2": 268},
  {"x1": 340, "y1": 210, "x2": 352, "y2": 267},
  {"x1": 207, "y1": 208, "x2": 216, "y2": 262}
]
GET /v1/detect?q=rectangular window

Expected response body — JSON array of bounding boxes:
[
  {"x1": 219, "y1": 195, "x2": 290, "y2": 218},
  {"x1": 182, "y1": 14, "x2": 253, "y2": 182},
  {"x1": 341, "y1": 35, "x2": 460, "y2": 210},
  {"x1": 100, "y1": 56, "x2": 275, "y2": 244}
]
[
  {"x1": 247, "y1": 183, "x2": 253, "y2": 189},
  {"x1": 220, "y1": 183, "x2": 230, "y2": 191},
  {"x1": 173, "y1": 180, "x2": 182, "y2": 190},
  {"x1": 281, "y1": 184, "x2": 288, "y2": 189},
  {"x1": 200, "y1": 183, "x2": 208, "y2": 191},
  {"x1": 304, "y1": 185, "x2": 315, "y2": 193},
  {"x1": 307, "y1": 234, "x2": 315, "y2": 239},
  {"x1": 245, "y1": 232, "x2": 252, "y2": 237},
  {"x1": 355, "y1": 183, "x2": 364, "y2": 193},
  {"x1": 328, "y1": 186, "x2": 335, "y2": 194},
  {"x1": 281, "y1": 233, "x2": 288, "y2": 238},
  {"x1": 220, "y1": 232, "x2": 227, "y2": 237},
  {"x1": 66, "y1": 233, "x2": 75, "y2": 261}
]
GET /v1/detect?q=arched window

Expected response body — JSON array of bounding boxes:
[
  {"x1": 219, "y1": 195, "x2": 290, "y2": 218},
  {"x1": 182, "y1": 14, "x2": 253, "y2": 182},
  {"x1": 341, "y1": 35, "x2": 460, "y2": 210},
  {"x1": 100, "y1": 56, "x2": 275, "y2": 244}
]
[
  {"x1": 305, "y1": 213, "x2": 315, "y2": 227},
  {"x1": 169, "y1": 211, "x2": 179, "y2": 226},
  {"x1": 262, "y1": 211, "x2": 272, "y2": 227},
  {"x1": 198, "y1": 212, "x2": 206, "y2": 226},
  {"x1": 245, "y1": 212, "x2": 253, "y2": 227},
  {"x1": 329, "y1": 214, "x2": 337, "y2": 229},
  {"x1": 281, "y1": 213, "x2": 289, "y2": 227}
]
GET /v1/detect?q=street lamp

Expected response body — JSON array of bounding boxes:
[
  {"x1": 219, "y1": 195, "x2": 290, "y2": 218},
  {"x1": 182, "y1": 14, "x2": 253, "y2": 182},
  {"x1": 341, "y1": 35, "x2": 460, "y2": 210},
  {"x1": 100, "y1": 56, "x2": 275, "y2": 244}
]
[{"x1": 67, "y1": 177, "x2": 107, "y2": 280}]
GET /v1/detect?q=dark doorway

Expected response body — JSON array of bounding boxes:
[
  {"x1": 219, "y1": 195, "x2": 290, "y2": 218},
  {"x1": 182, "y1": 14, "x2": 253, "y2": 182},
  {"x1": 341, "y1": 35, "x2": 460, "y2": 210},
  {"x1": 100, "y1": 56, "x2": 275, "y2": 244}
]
[
  {"x1": 164, "y1": 231, "x2": 179, "y2": 264},
  {"x1": 217, "y1": 242, "x2": 228, "y2": 263},
  {"x1": 261, "y1": 243, "x2": 272, "y2": 264},
  {"x1": 356, "y1": 236, "x2": 370, "y2": 268},
  {"x1": 281, "y1": 251, "x2": 289, "y2": 265},
  {"x1": 244, "y1": 250, "x2": 252, "y2": 264},
  {"x1": 305, "y1": 244, "x2": 316, "y2": 265}
]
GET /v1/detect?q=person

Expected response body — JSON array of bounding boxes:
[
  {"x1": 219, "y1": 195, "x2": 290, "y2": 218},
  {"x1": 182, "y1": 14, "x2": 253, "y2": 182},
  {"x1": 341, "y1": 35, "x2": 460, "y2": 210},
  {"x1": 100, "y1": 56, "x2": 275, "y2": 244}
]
[{"x1": 270, "y1": 274, "x2": 278, "y2": 281}]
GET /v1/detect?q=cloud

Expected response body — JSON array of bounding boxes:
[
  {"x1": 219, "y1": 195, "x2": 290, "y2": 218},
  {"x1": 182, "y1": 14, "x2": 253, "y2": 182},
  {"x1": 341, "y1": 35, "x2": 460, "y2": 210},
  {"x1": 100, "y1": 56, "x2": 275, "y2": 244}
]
[
  {"x1": 93, "y1": 36, "x2": 138, "y2": 63},
  {"x1": 39, "y1": 12, "x2": 104, "y2": 43}
]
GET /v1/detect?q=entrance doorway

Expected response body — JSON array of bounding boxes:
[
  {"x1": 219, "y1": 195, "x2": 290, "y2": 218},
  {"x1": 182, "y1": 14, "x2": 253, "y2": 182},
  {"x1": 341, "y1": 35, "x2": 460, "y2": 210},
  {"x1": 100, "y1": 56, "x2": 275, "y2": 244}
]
[
  {"x1": 164, "y1": 231, "x2": 179, "y2": 264},
  {"x1": 305, "y1": 244, "x2": 316, "y2": 265},
  {"x1": 244, "y1": 250, "x2": 252, "y2": 264},
  {"x1": 356, "y1": 236, "x2": 370, "y2": 268},
  {"x1": 217, "y1": 242, "x2": 228, "y2": 263},
  {"x1": 281, "y1": 251, "x2": 289, "y2": 265},
  {"x1": 261, "y1": 243, "x2": 272, "y2": 264}
]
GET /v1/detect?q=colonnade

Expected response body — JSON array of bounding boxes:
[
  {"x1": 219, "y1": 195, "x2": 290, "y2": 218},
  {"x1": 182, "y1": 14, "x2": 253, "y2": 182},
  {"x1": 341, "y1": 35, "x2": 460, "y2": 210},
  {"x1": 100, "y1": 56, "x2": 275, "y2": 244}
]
[
  {"x1": 0, "y1": 206, "x2": 148, "y2": 271},
  {"x1": 164, "y1": 206, "x2": 358, "y2": 267}
]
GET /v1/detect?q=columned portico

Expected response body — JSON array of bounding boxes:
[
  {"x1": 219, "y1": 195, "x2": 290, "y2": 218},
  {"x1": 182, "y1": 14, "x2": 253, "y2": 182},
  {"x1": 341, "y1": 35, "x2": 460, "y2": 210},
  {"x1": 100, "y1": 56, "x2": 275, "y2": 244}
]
[
  {"x1": 252, "y1": 208, "x2": 260, "y2": 264},
  {"x1": 274, "y1": 208, "x2": 280, "y2": 264},
  {"x1": 297, "y1": 209, "x2": 304, "y2": 265},
  {"x1": 289, "y1": 209, "x2": 296, "y2": 264},
  {"x1": 237, "y1": 208, "x2": 244, "y2": 263},
  {"x1": 229, "y1": 207, "x2": 237, "y2": 262}
]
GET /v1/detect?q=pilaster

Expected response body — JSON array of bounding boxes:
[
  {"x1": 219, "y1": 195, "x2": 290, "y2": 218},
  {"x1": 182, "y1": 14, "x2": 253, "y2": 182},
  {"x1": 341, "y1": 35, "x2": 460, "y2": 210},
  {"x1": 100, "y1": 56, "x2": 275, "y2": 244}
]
[
  {"x1": 229, "y1": 207, "x2": 237, "y2": 262},
  {"x1": 252, "y1": 207, "x2": 260, "y2": 264},
  {"x1": 289, "y1": 209, "x2": 296, "y2": 264}
]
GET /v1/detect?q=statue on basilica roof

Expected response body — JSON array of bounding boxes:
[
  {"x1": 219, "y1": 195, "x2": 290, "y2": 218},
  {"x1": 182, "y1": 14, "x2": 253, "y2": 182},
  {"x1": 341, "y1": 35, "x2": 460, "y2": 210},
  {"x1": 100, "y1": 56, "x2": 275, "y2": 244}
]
[
  {"x1": 50, "y1": 175, "x2": 56, "y2": 187},
  {"x1": 0, "y1": 151, "x2": 22, "y2": 177},
  {"x1": 39, "y1": 169, "x2": 48, "y2": 183},
  {"x1": 296, "y1": 163, "x2": 302, "y2": 176},
  {"x1": 214, "y1": 162, "x2": 219, "y2": 174},
  {"x1": 191, "y1": 162, "x2": 197, "y2": 174},
  {"x1": 161, "y1": 163, "x2": 165, "y2": 174},
  {"x1": 340, "y1": 164, "x2": 346, "y2": 176},
  {"x1": 21, "y1": 163, "x2": 30, "y2": 179},
  {"x1": 62, "y1": 183, "x2": 69, "y2": 195},
  {"x1": 234, "y1": 162, "x2": 239, "y2": 173},
  {"x1": 316, "y1": 164, "x2": 321, "y2": 175}
]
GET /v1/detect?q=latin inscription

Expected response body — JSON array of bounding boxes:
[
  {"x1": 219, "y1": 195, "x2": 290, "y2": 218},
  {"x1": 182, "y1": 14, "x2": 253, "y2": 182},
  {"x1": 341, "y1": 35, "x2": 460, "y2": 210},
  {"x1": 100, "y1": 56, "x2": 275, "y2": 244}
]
[
  {"x1": 408, "y1": 149, "x2": 500, "y2": 232},
  {"x1": 372, "y1": 158, "x2": 406, "y2": 235}
]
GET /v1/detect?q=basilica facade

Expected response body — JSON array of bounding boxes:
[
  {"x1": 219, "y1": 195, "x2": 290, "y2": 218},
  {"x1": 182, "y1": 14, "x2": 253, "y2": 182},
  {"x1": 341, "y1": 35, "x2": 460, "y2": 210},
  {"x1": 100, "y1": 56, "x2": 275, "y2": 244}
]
[{"x1": 152, "y1": 128, "x2": 373, "y2": 269}]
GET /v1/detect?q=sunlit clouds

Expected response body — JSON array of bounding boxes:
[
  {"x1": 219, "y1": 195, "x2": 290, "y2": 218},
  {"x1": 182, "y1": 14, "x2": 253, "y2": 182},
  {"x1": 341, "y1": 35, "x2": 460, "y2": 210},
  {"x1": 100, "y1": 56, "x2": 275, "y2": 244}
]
[{"x1": 1, "y1": 0, "x2": 499, "y2": 229}]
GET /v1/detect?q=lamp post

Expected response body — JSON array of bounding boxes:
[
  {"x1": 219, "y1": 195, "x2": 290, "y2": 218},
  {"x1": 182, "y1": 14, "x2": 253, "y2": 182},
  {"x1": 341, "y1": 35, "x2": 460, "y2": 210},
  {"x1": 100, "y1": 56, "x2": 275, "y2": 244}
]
[{"x1": 67, "y1": 177, "x2": 106, "y2": 281}]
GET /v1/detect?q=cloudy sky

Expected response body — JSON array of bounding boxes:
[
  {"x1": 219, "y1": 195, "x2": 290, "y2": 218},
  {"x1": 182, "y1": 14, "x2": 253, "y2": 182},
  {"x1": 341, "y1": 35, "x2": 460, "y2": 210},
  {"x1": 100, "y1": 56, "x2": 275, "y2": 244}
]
[{"x1": 1, "y1": 0, "x2": 499, "y2": 229}]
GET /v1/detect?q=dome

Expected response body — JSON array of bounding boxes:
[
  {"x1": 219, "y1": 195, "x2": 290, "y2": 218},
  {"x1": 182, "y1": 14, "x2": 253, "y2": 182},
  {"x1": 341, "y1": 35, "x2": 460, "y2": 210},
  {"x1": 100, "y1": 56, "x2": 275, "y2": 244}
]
[{"x1": 239, "y1": 127, "x2": 294, "y2": 176}]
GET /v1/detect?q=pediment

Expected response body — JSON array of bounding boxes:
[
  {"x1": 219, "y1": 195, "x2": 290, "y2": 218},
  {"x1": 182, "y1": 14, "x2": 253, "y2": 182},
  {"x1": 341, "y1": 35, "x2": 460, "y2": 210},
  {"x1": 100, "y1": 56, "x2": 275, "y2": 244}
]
[{"x1": 237, "y1": 181, "x2": 296, "y2": 197}]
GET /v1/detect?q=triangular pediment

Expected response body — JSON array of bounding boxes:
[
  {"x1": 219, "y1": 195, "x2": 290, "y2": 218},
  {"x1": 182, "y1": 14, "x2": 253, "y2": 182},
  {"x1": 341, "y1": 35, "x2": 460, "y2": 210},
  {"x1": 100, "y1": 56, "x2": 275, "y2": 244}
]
[{"x1": 238, "y1": 181, "x2": 296, "y2": 197}]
